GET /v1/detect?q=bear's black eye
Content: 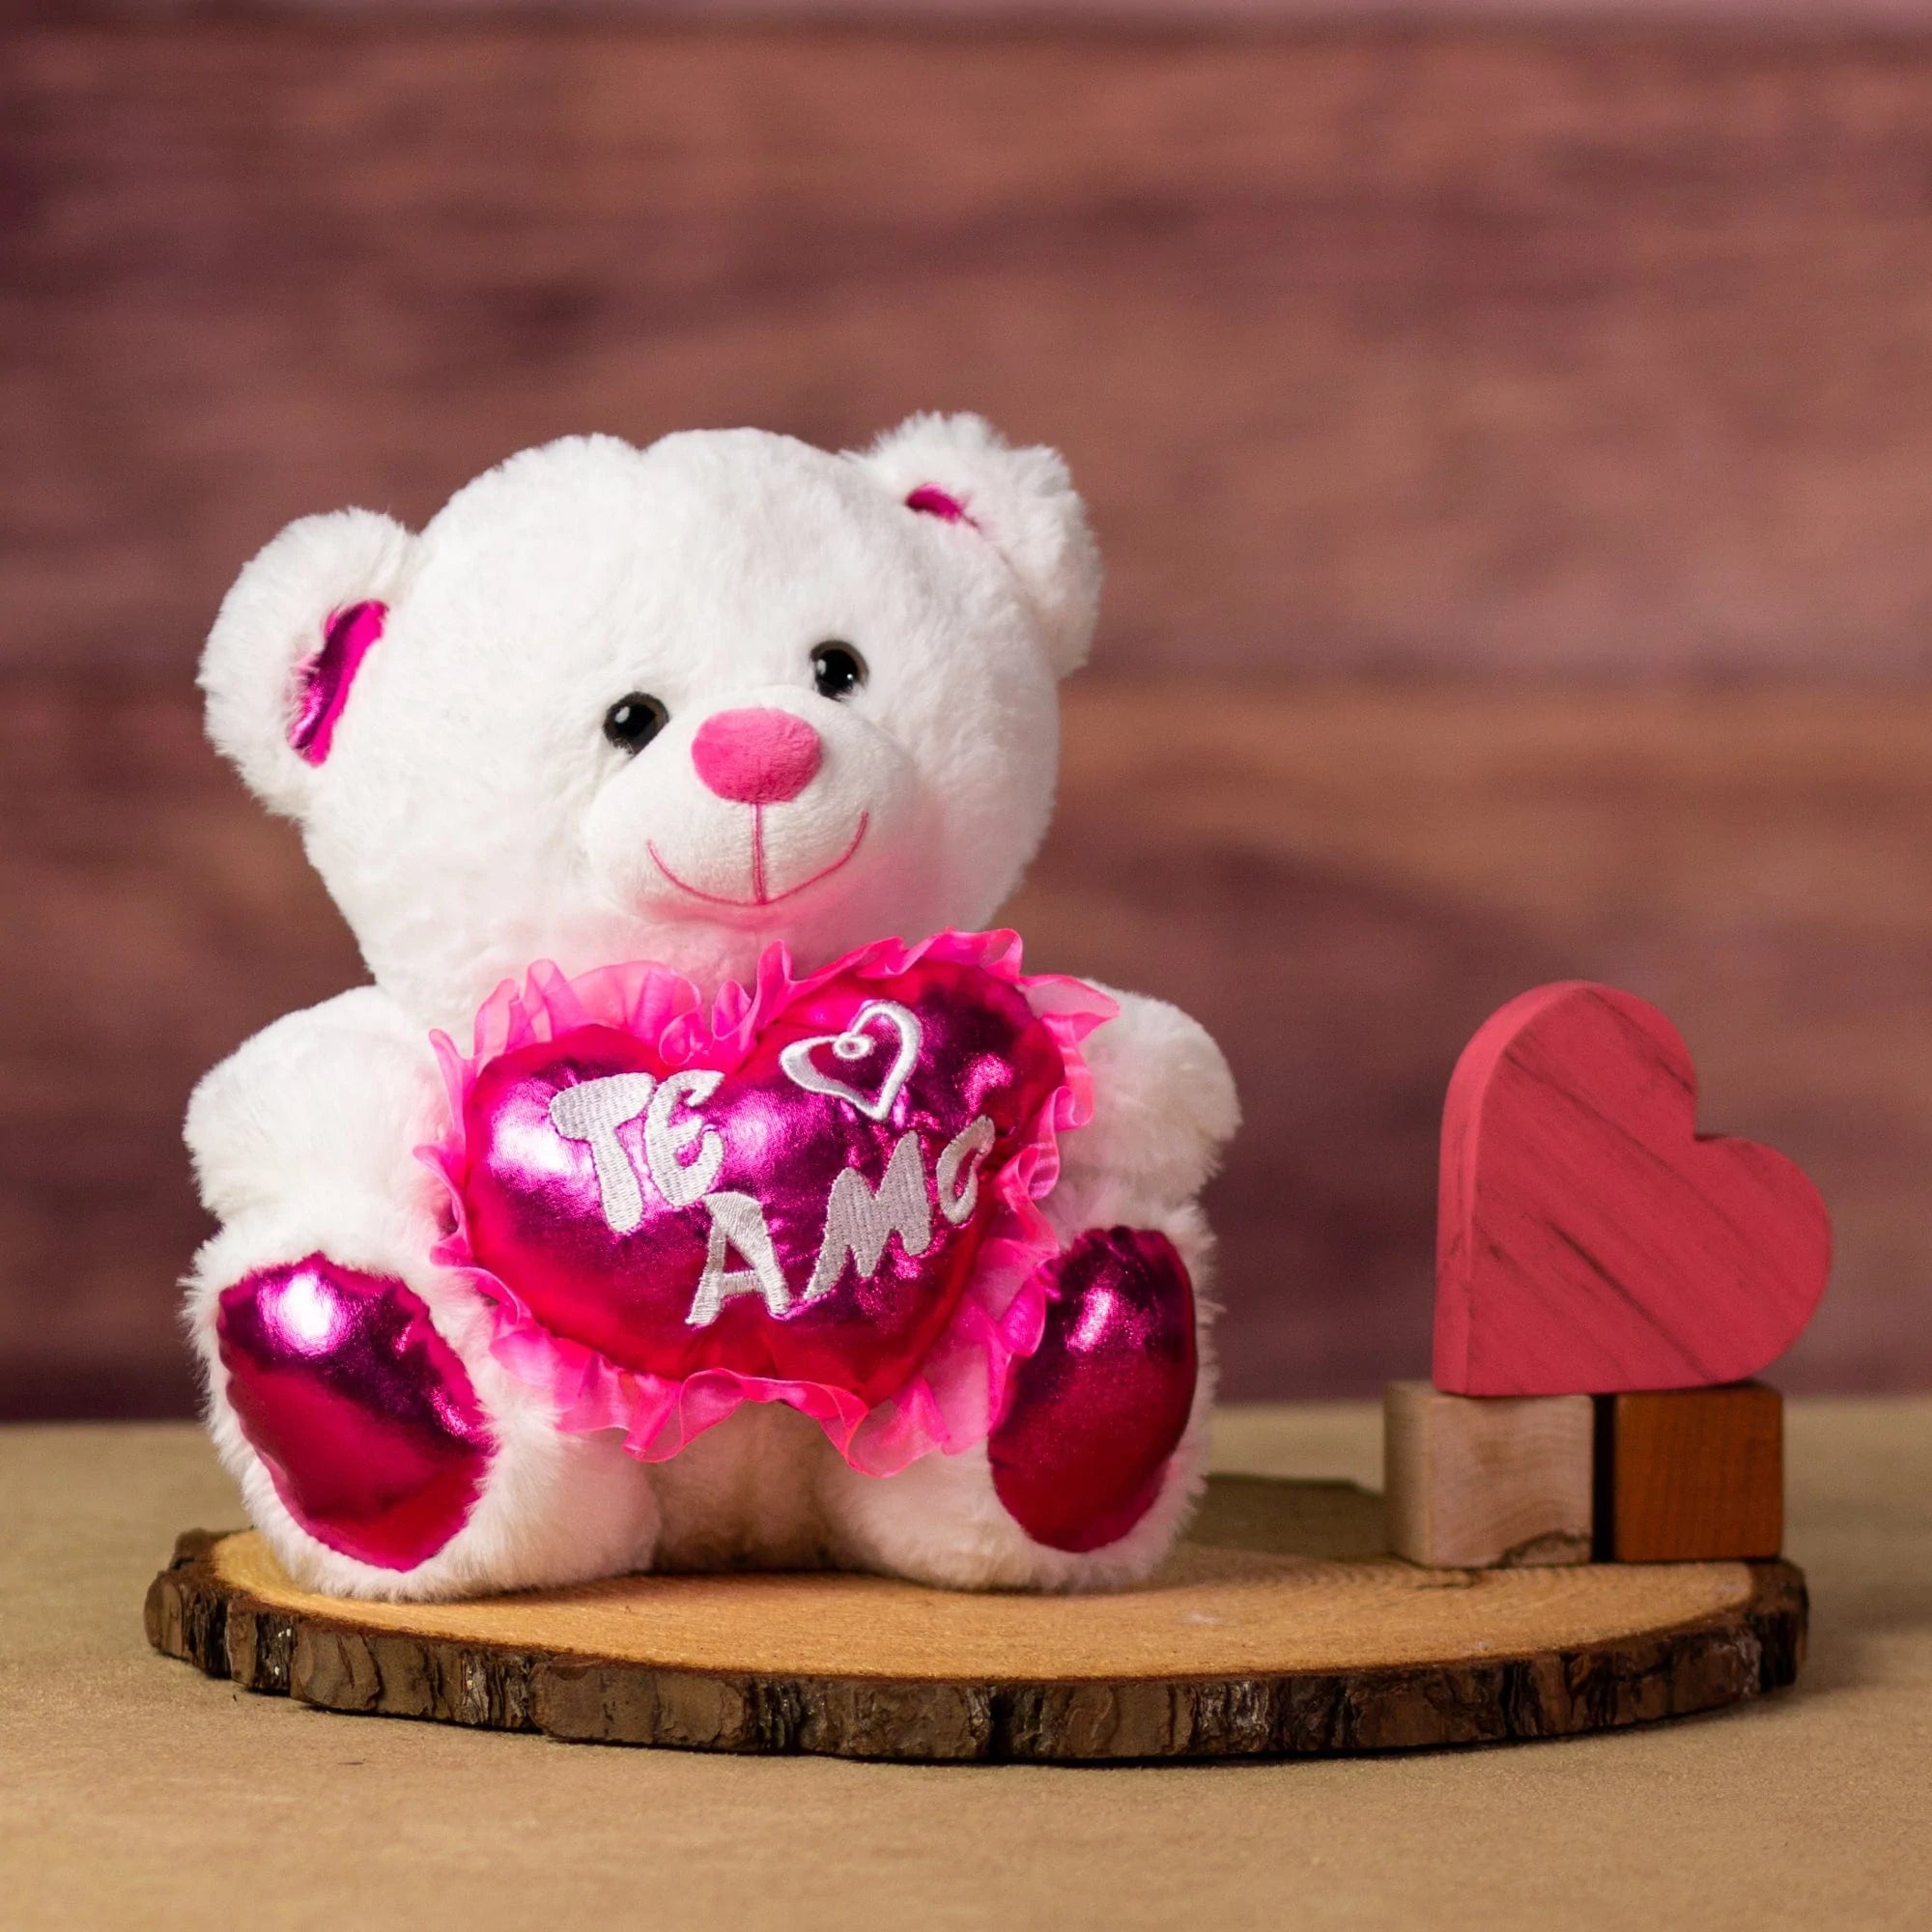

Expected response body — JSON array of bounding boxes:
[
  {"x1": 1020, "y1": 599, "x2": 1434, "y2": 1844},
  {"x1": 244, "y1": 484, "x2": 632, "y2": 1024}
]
[
  {"x1": 603, "y1": 693, "x2": 668, "y2": 754},
  {"x1": 810, "y1": 641, "x2": 867, "y2": 700}
]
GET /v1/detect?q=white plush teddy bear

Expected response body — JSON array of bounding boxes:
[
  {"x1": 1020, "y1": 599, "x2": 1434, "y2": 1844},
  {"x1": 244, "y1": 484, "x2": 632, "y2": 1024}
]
[{"x1": 186, "y1": 415, "x2": 1238, "y2": 1602}]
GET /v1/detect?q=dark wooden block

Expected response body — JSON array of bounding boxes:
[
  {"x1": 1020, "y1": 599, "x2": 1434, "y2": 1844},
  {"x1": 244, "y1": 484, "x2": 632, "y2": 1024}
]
[{"x1": 1599, "y1": 1382, "x2": 1783, "y2": 1562}]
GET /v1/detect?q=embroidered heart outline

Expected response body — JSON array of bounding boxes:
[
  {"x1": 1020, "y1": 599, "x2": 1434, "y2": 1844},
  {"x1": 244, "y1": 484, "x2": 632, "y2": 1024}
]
[{"x1": 778, "y1": 1000, "x2": 923, "y2": 1122}]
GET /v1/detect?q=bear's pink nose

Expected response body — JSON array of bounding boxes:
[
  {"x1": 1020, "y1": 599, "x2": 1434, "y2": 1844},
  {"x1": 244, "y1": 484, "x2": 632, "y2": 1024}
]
[{"x1": 691, "y1": 707, "x2": 823, "y2": 805}]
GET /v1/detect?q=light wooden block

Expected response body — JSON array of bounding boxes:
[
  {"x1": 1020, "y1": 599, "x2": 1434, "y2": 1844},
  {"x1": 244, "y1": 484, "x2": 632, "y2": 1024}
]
[
  {"x1": 1383, "y1": 1380, "x2": 1594, "y2": 1568},
  {"x1": 1600, "y1": 1382, "x2": 1782, "y2": 1561}
]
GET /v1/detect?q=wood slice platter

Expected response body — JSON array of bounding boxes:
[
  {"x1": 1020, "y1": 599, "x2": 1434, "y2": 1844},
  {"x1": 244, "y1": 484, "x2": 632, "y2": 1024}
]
[{"x1": 145, "y1": 1476, "x2": 1804, "y2": 1762}]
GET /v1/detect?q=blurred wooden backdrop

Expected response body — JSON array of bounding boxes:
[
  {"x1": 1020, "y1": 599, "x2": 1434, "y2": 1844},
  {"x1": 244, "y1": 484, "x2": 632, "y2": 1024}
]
[{"x1": 5, "y1": 13, "x2": 1932, "y2": 1417}]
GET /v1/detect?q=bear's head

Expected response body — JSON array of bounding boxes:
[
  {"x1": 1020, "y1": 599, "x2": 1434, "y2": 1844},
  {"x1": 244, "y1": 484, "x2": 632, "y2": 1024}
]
[{"x1": 202, "y1": 415, "x2": 1100, "y2": 1031}]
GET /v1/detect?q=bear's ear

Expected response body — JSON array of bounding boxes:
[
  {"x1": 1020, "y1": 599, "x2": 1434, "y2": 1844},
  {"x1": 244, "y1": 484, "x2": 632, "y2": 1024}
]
[
  {"x1": 199, "y1": 507, "x2": 416, "y2": 819},
  {"x1": 857, "y1": 413, "x2": 1101, "y2": 677}
]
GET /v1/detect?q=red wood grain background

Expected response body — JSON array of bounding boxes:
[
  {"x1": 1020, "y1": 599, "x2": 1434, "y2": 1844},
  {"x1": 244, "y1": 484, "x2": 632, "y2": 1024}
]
[{"x1": 6, "y1": 17, "x2": 1932, "y2": 1416}]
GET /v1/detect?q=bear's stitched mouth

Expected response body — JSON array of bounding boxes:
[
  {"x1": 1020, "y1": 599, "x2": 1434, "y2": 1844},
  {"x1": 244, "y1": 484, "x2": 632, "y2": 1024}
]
[{"x1": 647, "y1": 811, "x2": 869, "y2": 912}]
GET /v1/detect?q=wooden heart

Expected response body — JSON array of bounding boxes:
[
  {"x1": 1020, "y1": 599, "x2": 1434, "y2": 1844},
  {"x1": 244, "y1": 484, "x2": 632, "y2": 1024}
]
[{"x1": 1435, "y1": 981, "x2": 1831, "y2": 1396}]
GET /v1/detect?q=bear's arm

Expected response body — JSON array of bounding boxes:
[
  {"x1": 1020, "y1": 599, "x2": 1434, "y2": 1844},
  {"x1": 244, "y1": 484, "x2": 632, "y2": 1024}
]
[
  {"x1": 1048, "y1": 985, "x2": 1239, "y2": 1222},
  {"x1": 185, "y1": 986, "x2": 447, "y2": 1228}
]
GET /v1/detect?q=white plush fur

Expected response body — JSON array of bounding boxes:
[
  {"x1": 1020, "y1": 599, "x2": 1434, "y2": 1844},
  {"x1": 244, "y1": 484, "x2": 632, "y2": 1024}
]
[{"x1": 189, "y1": 415, "x2": 1238, "y2": 1599}]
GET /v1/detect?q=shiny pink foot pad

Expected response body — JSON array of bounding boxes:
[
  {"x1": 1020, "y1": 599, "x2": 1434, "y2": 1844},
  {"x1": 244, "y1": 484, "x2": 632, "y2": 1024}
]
[
  {"x1": 988, "y1": 1226, "x2": 1197, "y2": 1553},
  {"x1": 216, "y1": 1257, "x2": 495, "y2": 1571}
]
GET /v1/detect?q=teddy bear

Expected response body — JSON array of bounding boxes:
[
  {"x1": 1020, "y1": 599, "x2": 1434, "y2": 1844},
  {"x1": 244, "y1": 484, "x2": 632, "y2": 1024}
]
[{"x1": 185, "y1": 413, "x2": 1240, "y2": 1602}]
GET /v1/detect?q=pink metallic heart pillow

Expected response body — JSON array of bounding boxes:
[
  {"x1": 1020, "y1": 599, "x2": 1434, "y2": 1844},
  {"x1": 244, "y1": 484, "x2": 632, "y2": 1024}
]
[{"x1": 425, "y1": 929, "x2": 1115, "y2": 1474}]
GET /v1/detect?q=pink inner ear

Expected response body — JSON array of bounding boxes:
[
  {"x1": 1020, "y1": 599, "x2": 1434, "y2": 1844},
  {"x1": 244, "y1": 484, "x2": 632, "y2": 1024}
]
[
  {"x1": 905, "y1": 484, "x2": 974, "y2": 526},
  {"x1": 290, "y1": 601, "x2": 386, "y2": 765}
]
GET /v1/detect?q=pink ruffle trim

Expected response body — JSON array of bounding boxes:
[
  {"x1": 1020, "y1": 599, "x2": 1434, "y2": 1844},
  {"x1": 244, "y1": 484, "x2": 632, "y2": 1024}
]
[{"x1": 419, "y1": 928, "x2": 1115, "y2": 1477}]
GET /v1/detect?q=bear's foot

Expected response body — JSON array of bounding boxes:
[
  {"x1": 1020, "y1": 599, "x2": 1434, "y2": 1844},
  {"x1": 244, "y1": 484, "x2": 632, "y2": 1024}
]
[
  {"x1": 987, "y1": 1226, "x2": 1198, "y2": 1553},
  {"x1": 216, "y1": 1257, "x2": 496, "y2": 1571}
]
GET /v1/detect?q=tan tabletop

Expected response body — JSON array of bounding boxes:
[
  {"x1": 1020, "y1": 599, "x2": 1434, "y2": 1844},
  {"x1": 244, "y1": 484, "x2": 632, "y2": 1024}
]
[{"x1": 4, "y1": 1402, "x2": 1929, "y2": 1931}]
